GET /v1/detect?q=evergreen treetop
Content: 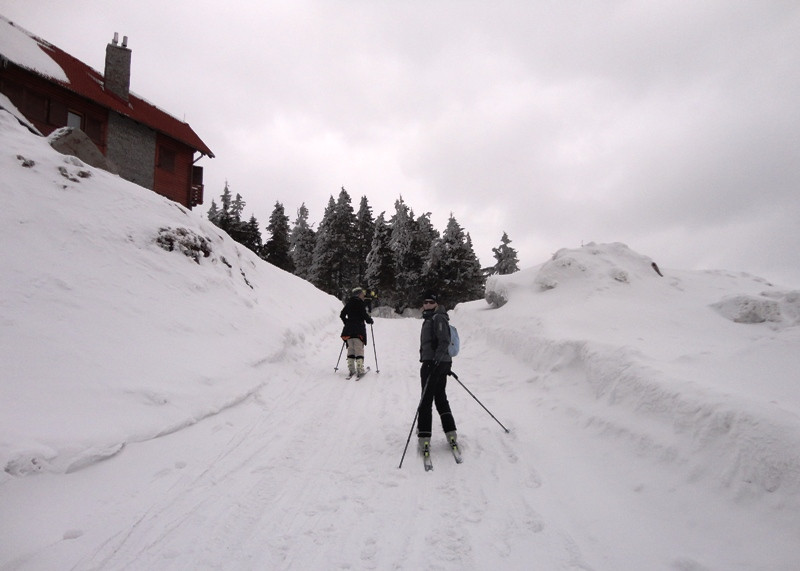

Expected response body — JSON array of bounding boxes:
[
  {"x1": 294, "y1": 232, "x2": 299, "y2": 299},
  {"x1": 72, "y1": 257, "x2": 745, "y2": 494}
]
[
  {"x1": 263, "y1": 202, "x2": 294, "y2": 273},
  {"x1": 491, "y1": 232, "x2": 520, "y2": 275}
]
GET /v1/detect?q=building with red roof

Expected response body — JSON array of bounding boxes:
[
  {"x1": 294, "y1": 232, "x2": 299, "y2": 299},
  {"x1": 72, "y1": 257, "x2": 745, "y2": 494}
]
[{"x1": 0, "y1": 16, "x2": 213, "y2": 209}]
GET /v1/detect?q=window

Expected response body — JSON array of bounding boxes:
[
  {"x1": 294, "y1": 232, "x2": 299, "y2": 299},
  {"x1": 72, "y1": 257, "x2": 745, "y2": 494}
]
[{"x1": 67, "y1": 111, "x2": 82, "y2": 129}]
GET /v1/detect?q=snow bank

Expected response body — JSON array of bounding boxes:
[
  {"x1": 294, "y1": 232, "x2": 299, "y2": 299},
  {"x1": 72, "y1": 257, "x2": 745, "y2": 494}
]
[
  {"x1": 0, "y1": 110, "x2": 341, "y2": 477},
  {"x1": 477, "y1": 242, "x2": 800, "y2": 507}
]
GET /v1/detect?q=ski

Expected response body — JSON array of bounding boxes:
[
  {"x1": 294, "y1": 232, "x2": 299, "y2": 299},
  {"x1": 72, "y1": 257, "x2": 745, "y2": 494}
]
[
  {"x1": 347, "y1": 366, "x2": 370, "y2": 380},
  {"x1": 423, "y1": 444, "x2": 433, "y2": 471},
  {"x1": 450, "y1": 440, "x2": 463, "y2": 464}
]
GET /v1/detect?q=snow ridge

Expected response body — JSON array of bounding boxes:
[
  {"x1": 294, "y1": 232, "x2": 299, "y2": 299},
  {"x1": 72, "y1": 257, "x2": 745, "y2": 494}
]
[{"x1": 479, "y1": 243, "x2": 800, "y2": 509}]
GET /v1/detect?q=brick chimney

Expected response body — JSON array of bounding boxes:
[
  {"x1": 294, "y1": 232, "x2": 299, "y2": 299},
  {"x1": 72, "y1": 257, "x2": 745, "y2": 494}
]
[{"x1": 104, "y1": 32, "x2": 131, "y2": 101}]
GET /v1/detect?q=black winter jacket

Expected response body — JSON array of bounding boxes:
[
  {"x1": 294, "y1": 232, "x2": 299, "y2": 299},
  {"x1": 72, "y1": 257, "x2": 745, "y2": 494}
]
[
  {"x1": 340, "y1": 296, "x2": 373, "y2": 344},
  {"x1": 419, "y1": 305, "x2": 452, "y2": 363}
]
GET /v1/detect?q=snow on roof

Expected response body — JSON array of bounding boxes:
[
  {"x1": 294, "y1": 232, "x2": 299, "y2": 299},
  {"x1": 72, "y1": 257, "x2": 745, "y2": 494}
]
[{"x1": 0, "y1": 16, "x2": 69, "y2": 83}]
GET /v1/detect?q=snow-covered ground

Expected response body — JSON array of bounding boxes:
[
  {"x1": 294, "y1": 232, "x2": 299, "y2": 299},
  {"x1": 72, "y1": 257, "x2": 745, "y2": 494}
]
[{"x1": 2, "y1": 106, "x2": 799, "y2": 570}]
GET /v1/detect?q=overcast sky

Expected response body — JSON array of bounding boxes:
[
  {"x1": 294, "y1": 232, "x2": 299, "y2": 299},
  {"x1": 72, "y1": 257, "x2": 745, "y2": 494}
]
[{"x1": 3, "y1": 1, "x2": 799, "y2": 285}]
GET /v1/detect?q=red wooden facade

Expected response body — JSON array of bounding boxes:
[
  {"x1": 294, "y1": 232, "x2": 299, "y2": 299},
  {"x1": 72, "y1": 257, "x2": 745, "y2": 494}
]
[{"x1": 154, "y1": 132, "x2": 199, "y2": 207}]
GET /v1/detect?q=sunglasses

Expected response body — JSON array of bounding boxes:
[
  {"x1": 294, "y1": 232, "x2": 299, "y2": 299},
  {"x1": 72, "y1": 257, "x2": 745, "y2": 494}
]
[{"x1": 423, "y1": 299, "x2": 437, "y2": 304}]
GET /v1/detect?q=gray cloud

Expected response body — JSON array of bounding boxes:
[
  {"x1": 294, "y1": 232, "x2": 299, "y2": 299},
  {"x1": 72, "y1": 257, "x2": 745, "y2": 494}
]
[{"x1": 5, "y1": 0, "x2": 799, "y2": 285}]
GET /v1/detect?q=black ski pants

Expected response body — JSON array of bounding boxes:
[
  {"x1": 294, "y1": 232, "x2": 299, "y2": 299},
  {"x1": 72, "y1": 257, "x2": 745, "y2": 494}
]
[{"x1": 417, "y1": 361, "x2": 456, "y2": 439}]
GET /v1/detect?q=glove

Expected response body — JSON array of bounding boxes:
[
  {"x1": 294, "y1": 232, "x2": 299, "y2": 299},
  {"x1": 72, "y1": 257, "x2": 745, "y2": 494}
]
[{"x1": 366, "y1": 318, "x2": 374, "y2": 324}]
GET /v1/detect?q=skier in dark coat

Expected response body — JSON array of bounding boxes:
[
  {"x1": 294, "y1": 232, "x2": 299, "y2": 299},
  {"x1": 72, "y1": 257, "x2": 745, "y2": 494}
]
[
  {"x1": 417, "y1": 290, "x2": 457, "y2": 453},
  {"x1": 340, "y1": 287, "x2": 373, "y2": 377}
]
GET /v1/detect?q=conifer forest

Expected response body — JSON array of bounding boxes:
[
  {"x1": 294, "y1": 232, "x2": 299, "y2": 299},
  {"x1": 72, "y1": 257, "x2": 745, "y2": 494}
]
[{"x1": 206, "y1": 185, "x2": 519, "y2": 311}]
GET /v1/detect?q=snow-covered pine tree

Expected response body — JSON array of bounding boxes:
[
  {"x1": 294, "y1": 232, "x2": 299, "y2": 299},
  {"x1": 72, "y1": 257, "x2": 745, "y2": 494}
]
[
  {"x1": 207, "y1": 182, "x2": 234, "y2": 234},
  {"x1": 415, "y1": 211, "x2": 442, "y2": 297},
  {"x1": 263, "y1": 201, "x2": 294, "y2": 272},
  {"x1": 415, "y1": 212, "x2": 440, "y2": 280},
  {"x1": 416, "y1": 212, "x2": 440, "y2": 246},
  {"x1": 354, "y1": 196, "x2": 375, "y2": 286},
  {"x1": 308, "y1": 196, "x2": 338, "y2": 295},
  {"x1": 389, "y1": 197, "x2": 426, "y2": 311},
  {"x1": 463, "y1": 233, "x2": 486, "y2": 300},
  {"x1": 206, "y1": 199, "x2": 220, "y2": 225},
  {"x1": 220, "y1": 183, "x2": 232, "y2": 207},
  {"x1": 229, "y1": 193, "x2": 246, "y2": 225},
  {"x1": 289, "y1": 203, "x2": 316, "y2": 280},
  {"x1": 207, "y1": 183, "x2": 259, "y2": 252},
  {"x1": 307, "y1": 196, "x2": 336, "y2": 294},
  {"x1": 332, "y1": 188, "x2": 358, "y2": 294},
  {"x1": 490, "y1": 232, "x2": 519, "y2": 275},
  {"x1": 424, "y1": 214, "x2": 484, "y2": 307},
  {"x1": 226, "y1": 193, "x2": 253, "y2": 247},
  {"x1": 365, "y1": 212, "x2": 396, "y2": 309},
  {"x1": 309, "y1": 189, "x2": 358, "y2": 298},
  {"x1": 423, "y1": 237, "x2": 447, "y2": 301},
  {"x1": 239, "y1": 214, "x2": 263, "y2": 254}
]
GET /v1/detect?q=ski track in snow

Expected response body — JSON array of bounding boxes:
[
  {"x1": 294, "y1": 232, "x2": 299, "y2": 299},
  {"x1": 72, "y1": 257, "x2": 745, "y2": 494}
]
[
  {"x1": 2, "y1": 317, "x2": 607, "y2": 571},
  {"x1": 2, "y1": 313, "x2": 799, "y2": 570}
]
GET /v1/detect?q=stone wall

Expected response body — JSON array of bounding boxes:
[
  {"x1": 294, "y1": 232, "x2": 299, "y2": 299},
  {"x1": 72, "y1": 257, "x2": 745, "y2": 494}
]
[{"x1": 107, "y1": 112, "x2": 156, "y2": 190}]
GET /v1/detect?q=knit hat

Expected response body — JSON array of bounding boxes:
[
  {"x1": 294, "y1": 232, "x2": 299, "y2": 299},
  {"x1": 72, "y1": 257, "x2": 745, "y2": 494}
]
[
  {"x1": 352, "y1": 287, "x2": 364, "y2": 296},
  {"x1": 422, "y1": 290, "x2": 438, "y2": 302}
]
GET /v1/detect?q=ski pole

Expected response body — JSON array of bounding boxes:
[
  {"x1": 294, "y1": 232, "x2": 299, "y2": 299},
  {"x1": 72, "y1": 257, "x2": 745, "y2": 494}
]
[
  {"x1": 449, "y1": 371, "x2": 510, "y2": 433},
  {"x1": 370, "y1": 323, "x2": 380, "y2": 373},
  {"x1": 398, "y1": 368, "x2": 436, "y2": 469},
  {"x1": 334, "y1": 340, "x2": 346, "y2": 372},
  {"x1": 398, "y1": 410, "x2": 420, "y2": 470}
]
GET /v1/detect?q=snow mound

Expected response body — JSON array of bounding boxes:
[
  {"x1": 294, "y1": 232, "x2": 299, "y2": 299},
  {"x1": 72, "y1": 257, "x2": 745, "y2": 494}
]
[
  {"x1": 535, "y1": 242, "x2": 663, "y2": 290},
  {"x1": 485, "y1": 242, "x2": 663, "y2": 306},
  {"x1": 711, "y1": 290, "x2": 800, "y2": 326},
  {"x1": 471, "y1": 240, "x2": 800, "y2": 512}
]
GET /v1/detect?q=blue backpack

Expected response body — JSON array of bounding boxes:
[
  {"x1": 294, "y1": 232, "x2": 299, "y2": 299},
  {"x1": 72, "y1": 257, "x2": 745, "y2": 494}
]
[{"x1": 448, "y1": 324, "x2": 460, "y2": 357}]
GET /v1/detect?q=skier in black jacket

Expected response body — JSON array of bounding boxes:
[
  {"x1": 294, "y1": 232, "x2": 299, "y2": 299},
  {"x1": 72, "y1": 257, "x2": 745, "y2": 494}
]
[
  {"x1": 418, "y1": 290, "x2": 457, "y2": 453},
  {"x1": 340, "y1": 287, "x2": 373, "y2": 377}
]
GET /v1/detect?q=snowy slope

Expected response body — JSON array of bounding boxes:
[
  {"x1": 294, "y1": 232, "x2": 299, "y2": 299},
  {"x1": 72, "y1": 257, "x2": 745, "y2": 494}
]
[
  {"x1": 2, "y1": 110, "x2": 800, "y2": 570},
  {"x1": 0, "y1": 107, "x2": 341, "y2": 477}
]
